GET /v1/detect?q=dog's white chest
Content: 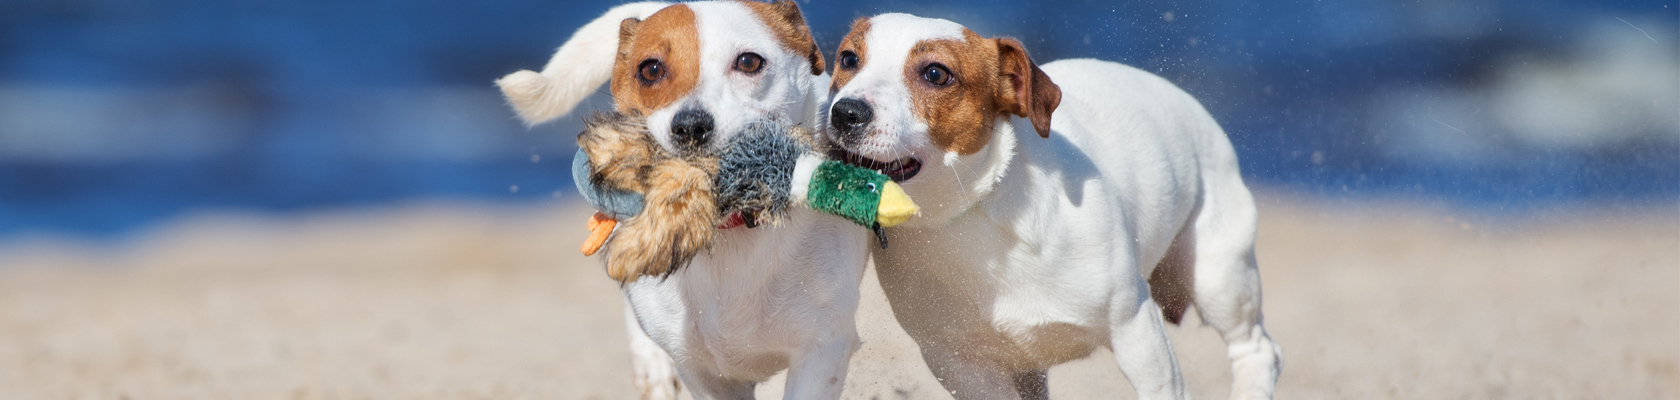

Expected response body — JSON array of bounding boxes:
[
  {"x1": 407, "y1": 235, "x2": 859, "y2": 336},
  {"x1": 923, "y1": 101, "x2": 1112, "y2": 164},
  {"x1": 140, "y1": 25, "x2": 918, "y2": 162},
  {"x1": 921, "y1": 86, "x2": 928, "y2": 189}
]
[
  {"x1": 625, "y1": 209, "x2": 868, "y2": 380},
  {"x1": 875, "y1": 207, "x2": 1116, "y2": 366}
]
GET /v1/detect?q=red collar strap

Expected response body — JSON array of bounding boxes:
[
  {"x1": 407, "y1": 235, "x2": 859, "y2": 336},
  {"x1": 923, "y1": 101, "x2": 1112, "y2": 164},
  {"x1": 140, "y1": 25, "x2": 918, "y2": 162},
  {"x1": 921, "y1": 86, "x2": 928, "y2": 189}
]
[{"x1": 718, "y1": 211, "x2": 747, "y2": 229}]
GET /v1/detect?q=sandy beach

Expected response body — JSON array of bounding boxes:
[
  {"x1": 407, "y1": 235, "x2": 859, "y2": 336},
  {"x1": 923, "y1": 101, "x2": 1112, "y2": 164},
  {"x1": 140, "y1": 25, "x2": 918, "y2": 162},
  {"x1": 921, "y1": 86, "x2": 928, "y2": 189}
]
[{"x1": 0, "y1": 195, "x2": 1674, "y2": 399}]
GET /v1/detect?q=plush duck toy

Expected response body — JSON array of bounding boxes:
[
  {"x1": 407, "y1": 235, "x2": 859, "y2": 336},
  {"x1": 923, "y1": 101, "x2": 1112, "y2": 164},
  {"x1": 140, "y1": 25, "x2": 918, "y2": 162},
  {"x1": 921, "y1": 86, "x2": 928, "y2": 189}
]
[{"x1": 573, "y1": 111, "x2": 917, "y2": 283}]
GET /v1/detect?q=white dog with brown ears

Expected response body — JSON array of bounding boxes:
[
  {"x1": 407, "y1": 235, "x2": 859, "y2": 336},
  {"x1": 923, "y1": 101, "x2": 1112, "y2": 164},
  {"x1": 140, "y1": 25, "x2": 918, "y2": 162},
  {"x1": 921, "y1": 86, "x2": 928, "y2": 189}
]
[
  {"x1": 821, "y1": 14, "x2": 1283, "y2": 400},
  {"x1": 497, "y1": 2, "x2": 871, "y2": 399}
]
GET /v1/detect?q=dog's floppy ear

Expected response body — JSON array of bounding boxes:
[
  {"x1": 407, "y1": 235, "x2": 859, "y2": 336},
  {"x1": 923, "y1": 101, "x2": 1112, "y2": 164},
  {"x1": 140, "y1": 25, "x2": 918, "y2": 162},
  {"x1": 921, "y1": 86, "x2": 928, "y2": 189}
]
[
  {"x1": 496, "y1": 2, "x2": 669, "y2": 126},
  {"x1": 751, "y1": 0, "x2": 825, "y2": 76},
  {"x1": 619, "y1": 17, "x2": 641, "y2": 48},
  {"x1": 994, "y1": 37, "x2": 1060, "y2": 138}
]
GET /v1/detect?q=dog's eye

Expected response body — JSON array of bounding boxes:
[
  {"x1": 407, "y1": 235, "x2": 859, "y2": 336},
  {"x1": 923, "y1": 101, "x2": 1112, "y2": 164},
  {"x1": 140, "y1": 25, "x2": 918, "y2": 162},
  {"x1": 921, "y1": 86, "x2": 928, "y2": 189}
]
[
  {"x1": 922, "y1": 63, "x2": 953, "y2": 86},
  {"x1": 735, "y1": 53, "x2": 764, "y2": 74},
  {"x1": 637, "y1": 59, "x2": 665, "y2": 84},
  {"x1": 838, "y1": 51, "x2": 859, "y2": 70}
]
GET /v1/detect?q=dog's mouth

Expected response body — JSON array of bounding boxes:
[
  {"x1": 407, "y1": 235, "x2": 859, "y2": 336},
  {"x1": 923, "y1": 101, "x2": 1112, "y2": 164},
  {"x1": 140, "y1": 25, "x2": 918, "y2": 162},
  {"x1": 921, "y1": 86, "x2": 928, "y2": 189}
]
[{"x1": 829, "y1": 147, "x2": 922, "y2": 183}]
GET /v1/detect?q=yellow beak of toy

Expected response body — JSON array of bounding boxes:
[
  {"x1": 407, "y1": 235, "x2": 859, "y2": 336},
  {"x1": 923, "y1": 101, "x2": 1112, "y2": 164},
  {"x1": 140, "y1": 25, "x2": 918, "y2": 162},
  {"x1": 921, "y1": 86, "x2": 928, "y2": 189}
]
[{"x1": 875, "y1": 181, "x2": 919, "y2": 227}]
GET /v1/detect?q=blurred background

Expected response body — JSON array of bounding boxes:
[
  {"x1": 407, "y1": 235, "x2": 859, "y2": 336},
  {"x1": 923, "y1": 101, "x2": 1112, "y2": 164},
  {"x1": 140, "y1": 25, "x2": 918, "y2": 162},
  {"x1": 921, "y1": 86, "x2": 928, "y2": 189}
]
[
  {"x1": 0, "y1": 0, "x2": 1674, "y2": 398},
  {"x1": 0, "y1": 0, "x2": 1673, "y2": 239}
]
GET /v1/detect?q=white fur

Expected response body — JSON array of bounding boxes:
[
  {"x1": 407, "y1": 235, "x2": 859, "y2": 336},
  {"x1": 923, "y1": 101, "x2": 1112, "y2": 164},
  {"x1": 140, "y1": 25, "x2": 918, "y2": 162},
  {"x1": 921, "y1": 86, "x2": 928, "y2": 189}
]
[
  {"x1": 789, "y1": 153, "x2": 823, "y2": 202},
  {"x1": 872, "y1": 13, "x2": 965, "y2": 41},
  {"x1": 625, "y1": 301, "x2": 680, "y2": 400},
  {"x1": 642, "y1": 1, "x2": 828, "y2": 155},
  {"x1": 497, "y1": 2, "x2": 670, "y2": 126},
  {"x1": 624, "y1": 207, "x2": 865, "y2": 399},
  {"x1": 827, "y1": 15, "x2": 1283, "y2": 400},
  {"x1": 501, "y1": 3, "x2": 863, "y2": 400}
]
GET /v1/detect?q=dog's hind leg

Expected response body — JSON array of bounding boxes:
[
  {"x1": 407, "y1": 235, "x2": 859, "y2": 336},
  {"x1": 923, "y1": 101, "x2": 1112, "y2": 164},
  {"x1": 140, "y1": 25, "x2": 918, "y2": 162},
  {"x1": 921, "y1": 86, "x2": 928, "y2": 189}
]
[
  {"x1": 624, "y1": 303, "x2": 682, "y2": 400},
  {"x1": 1187, "y1": 182, "x2": 1281, "y2": 400}
]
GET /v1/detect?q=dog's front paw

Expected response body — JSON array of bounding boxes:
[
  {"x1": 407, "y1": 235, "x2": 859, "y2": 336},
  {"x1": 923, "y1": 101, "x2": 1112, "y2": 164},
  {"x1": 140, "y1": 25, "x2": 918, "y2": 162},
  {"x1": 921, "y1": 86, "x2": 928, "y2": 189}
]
[
  {"x1": 633, "y1": 363, "x2": 681, "y2": 400},
  {"x1": 628, "y1": 331, "x2": 682, "y2": 400}
]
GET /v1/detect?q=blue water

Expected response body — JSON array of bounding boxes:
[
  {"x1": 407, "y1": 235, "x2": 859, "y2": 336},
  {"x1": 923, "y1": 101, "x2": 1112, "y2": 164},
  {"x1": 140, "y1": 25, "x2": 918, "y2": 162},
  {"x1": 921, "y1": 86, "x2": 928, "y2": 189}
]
[{"x1": 0, "y1": 0, "x2": 1674, "y2": 238}]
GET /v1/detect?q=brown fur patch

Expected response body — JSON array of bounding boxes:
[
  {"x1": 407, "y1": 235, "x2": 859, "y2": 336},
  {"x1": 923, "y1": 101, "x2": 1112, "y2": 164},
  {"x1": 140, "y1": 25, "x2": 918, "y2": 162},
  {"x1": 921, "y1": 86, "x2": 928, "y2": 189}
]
[
  {"x1": 905, "y1": 30, "x2": 1000, "y2": 155},
  {"x1": 739, "y1": 0, "x2": 824, "y2": 76},
  {"x1": 829, "y1": 17, "x2": 870, "y2": 93},
  {"x1": 993, "y1": 38, "x2": 1061, "y2": 138},
  {"x1": 611, "y1": 5, "x2": 701, "y2": 116},
  {"x1": 901, "y1": 30, "x2": 1062, "y2": 155},
  {"x1": 577, "y1": 112, "x2": 720, "y2": 283}
]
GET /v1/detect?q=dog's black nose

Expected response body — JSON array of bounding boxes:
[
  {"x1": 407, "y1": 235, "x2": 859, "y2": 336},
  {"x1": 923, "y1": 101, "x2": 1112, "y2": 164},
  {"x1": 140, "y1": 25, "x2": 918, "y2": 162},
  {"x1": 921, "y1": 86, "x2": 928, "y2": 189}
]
[
  {"x1": 671, "y1": 108, "x2": 714, "y2": 149},
  {"x1": 830, "y1": 98, "x2": 873, "y2": 139}
]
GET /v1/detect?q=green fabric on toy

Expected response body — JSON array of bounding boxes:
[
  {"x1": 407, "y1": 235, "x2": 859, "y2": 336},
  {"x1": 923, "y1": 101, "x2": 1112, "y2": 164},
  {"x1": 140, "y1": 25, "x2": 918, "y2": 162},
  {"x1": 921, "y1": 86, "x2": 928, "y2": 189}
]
[
  {"x1": 806, "y1": 160, "x2": 889, "y2": 227},
  {"x1": 713, "y1": 120, "x2": 918, "y2": 246},
  {"x1": 573, "y1": 113, "x2": 920, "y2": 281}
]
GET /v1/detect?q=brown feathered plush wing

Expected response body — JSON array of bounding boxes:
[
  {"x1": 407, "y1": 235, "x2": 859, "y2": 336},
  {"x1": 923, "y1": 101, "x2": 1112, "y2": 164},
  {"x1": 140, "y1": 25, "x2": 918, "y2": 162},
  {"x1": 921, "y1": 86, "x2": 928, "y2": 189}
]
[{"x1": 576, "y1": 111, "x2": 720, "y2": 283}]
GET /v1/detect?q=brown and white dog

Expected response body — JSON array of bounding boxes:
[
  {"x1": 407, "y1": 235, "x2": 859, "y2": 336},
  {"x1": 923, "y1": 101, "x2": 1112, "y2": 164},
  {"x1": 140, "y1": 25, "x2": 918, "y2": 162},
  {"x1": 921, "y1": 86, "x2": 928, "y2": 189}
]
[
  {"x1": 497, "y1": 2, "x2": 871, "y2": 399},
  {"x1": 822, "y1": 14, "x2": 1283, "y2": 400}
]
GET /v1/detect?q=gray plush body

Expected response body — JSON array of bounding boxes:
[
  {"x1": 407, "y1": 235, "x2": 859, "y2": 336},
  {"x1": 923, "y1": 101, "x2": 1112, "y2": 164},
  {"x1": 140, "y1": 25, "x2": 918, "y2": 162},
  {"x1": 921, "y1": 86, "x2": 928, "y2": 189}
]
[{"x1": 712, "y1": 121, "x2": 812, "y2": 225}]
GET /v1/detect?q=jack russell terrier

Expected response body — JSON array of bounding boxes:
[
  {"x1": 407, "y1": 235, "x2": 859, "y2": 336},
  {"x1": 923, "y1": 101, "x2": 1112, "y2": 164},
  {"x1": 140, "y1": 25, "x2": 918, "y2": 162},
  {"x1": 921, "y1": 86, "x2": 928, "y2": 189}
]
[
  {"x1": 497, "y1": 2, "x2": 869, "y2": 399},
  {"x1": 822, "y1": 13, "x2": 1283, "y2": 400}
]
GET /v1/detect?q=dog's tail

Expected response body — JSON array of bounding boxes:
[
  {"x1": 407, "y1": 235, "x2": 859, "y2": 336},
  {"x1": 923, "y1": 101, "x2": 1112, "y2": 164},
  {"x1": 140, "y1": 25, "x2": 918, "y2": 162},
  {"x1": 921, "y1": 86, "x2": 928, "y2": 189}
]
[{"x1": 496, "y1": 2, "x2": 671, "y2": 126}]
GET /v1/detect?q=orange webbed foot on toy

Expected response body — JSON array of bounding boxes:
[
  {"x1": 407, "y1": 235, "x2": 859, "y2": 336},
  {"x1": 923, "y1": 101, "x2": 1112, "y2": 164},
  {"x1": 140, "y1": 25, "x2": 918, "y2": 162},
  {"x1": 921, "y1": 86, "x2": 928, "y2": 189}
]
[{"x1": 582, "y1": 211, "x2": 617, "y2": 256}]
